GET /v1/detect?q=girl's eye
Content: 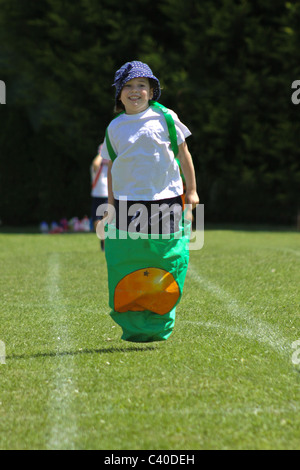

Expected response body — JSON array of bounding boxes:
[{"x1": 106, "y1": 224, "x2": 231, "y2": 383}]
[{"x1": 123, "y1": 82, "x2": 147, "y2": 89}]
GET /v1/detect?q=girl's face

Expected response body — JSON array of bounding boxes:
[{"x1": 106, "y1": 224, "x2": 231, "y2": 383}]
[{"x1": 120, "y1": 77, "x2": 153, "y2": 114}]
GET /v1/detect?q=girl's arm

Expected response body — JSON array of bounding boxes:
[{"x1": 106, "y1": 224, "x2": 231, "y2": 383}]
[
  {"x1": 107, "y1": 160, "x2": 114, "y2": 208},
  {"x1": 92, "y1": 152, "x2": 102, "y2": 172},
  {"x1": 177, "y1": 141, "x2": 199, "y2": 207}
]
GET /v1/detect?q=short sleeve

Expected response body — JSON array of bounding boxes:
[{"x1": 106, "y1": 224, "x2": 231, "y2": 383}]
[
  {"x1": 100, "y1": 137, "x2": 111, "y2": 161},
  {"x1": 168, "y1": 110, "x2": 192, "y2": 146}
]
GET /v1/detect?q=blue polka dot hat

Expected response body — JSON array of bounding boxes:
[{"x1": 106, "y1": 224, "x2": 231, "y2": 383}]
[{"x1": 113, "y1": 61, "x2": 161, "y2": 104}]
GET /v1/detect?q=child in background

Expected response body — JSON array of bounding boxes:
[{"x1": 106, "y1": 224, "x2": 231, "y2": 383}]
[
  {"x1": 90, "y1": 143, "x2": 109, "y2": 250},
  {"x1": 100, "y1": 61, "x2": 199, "y2": 342}
]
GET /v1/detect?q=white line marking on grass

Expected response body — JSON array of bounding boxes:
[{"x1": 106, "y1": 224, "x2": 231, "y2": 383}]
[
  {"x1": 276, "y1": 247, "x2": 300, "y2": 257},
  {"x1": 185, "y1": 264, "x2": 290, "y2": 355},
  {"x1": 46, "y1": 253, "x2": 78, "y2": 450}
]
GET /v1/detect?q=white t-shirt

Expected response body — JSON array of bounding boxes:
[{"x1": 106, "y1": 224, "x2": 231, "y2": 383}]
[
  {"x1": 101, "y1": 106, "x2": 191, "y2": 201},
  {"x1": 90, "y1": 159, "x2": 109, "y2": 198}
]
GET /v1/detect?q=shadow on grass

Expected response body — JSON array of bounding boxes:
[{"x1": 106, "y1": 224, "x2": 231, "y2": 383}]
[{"x1": 6, "y1": 345, "x2": 157, "y2": 361}]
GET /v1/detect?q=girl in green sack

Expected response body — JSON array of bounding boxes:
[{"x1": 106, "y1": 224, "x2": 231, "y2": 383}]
[{"x1": 99, "y1": 61, "x2": 199, "y2": 342}]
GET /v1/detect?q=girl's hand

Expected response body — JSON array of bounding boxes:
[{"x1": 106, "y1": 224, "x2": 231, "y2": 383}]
[{"x1": 185, "y1": 190, "x2": 199, "y2": 209}]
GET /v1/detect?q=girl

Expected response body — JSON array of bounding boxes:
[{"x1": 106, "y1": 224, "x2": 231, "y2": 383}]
[{"x1": 100, "y1": 61, "x2": 199, "y2": 342}]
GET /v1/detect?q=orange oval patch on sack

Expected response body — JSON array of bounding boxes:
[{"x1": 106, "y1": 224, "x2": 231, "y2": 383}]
[{"x1": 114, "y1": 268, "x2": 180, "y2": 315}]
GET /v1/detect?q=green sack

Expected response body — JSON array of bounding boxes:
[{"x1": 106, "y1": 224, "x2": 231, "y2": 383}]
[{"x1": 105, "y1": 223, "x2": 190, "y2": 342}]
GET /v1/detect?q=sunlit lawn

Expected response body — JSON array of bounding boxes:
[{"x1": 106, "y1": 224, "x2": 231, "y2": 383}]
[{"x1": 0, "y1": 226, "x2": 299, "y2": 449}]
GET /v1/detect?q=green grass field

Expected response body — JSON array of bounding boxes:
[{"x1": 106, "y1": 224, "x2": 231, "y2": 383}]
[{"x1": 0, "y1": 226, "x2": 299, "y2": 450}]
